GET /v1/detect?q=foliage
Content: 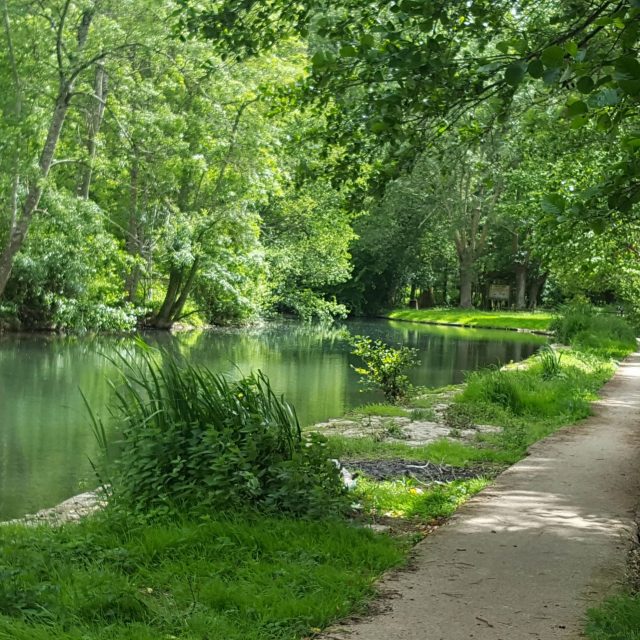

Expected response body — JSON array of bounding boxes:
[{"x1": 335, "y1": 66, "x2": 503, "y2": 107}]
[
  {"x1": 0, "y1": 513, "x2": 403, "y2": 639},
  {"x1": 350, "y1": 335, "x2": 420, "y2": 404},
  {"x1": 538, "y1": 346, "x2": 563, "y2": 380},
  {"x1": 551, "y1": 304, "x2": 637, "y2": 358},
  {"x1": 4, "y1": 194, "x2": 136, "y2": 332},
  {"x1": 92, "y1": 345, "x2": 347, "y2": 517}
]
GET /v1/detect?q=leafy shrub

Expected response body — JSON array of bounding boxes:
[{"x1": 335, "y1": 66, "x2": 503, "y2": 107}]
[
  {"x1": 350, "y1": 335, "x2": 420, "y2": 403},
  {"x1": 551, "y1": 301, "x2": 594, "y2": 344},
  {"x1": 90, "y1": 345, "x2": 347, "y2": 517}
]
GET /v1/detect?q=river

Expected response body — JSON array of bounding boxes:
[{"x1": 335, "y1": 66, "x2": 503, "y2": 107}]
[{"x1": 0, "y1": 319, "x2": 546, "y2": 519}]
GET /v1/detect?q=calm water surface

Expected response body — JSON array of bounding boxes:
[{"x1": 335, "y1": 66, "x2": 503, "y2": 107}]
[{"x1": 0, "y1": 319, "x2": 546, "y2": 519}]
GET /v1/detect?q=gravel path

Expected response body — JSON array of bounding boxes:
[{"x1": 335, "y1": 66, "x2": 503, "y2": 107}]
[{"x1": 323, "y1": 351, "x2": 640, "y2": 640}]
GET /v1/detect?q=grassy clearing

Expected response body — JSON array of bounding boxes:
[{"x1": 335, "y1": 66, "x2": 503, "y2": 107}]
[
  {"x1": 386, "y1": 308, "x2": 554, "y2": 331},
  {"x1": 0, "y1": 514, "x2": 404, "y2": 640}
]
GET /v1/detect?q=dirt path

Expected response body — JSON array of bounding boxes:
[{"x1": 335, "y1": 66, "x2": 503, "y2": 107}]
[{"x1": 325, "y1": 352, "x2": 640, "y2": 640}]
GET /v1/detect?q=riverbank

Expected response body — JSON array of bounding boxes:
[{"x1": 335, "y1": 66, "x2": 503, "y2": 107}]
[
  {"x1": 0, "y1": 310, "x2": 635, "y2": 640},
  {"x1": 318, "y1": 349, "x2": 640, "y2": 640},
  {"x1": 384, "y1": 308, "x2": 555, "y2": 333}
]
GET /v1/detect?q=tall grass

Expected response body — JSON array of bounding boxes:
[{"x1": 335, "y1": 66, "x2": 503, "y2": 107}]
[
  {"x1": 551, "y1": 304, "x2": 637, "y2": 358},
  {"x1": 90, "y1": 344, "x2": 346, "y2": 516}
]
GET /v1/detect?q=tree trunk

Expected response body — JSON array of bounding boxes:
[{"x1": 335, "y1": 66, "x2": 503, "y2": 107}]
[
  {"x1": 459, "y1": 262, "x2": 474, "y2": 309},
  {"x1": 418, "y1": 287, "x2": 435, "y2": 308},
  {"x1": 125, "y1": 156, "x2": 141, "y2": 301},
  {"x1": 528, "y1": 273, "x2": 547, "y2": 310},
  {"x1": 78, "y1": 62, "x2": 108, "y2": 199},
  {"x1": 515, "y1": 263, "x2": 527, "y2": 310},
  {"x1": 0, "y1": 90, "x2": 72, "y2": 296},
  {"x1": 153, "y1": 269, "x2": 184, "y2": 329}
]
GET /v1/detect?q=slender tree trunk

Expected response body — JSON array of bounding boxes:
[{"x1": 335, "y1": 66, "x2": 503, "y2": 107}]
[
  {"x1": 78, "y1": 62, "x2": 108, "y2": 199},
  {"x1": 0, "y1": 90, "x2": 72, "y2": 295},
  {"x1": 125, "y1": 156, "x2": 141, "y2": 301},
  {"x1": 515, "y1": 263, "x2": 527, "y2": 310}
]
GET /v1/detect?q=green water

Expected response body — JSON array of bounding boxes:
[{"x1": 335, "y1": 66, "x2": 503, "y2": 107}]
[{"x1": 0, "y1": 320, "x2": 546, "y2": 519}]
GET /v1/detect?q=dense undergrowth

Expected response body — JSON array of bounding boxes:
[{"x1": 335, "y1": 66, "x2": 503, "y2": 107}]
[{"x1": 91, "y1": 346, "x2": 347, "y2": 518}]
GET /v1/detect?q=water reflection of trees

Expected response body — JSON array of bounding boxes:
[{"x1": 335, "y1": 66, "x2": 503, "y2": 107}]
[{"x1": 0, "y1": 322, "x2": 544, "y2": 519}]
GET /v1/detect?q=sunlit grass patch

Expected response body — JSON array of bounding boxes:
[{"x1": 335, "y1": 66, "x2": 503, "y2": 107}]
[
  {"x1": 356, "y1": 477, "x2": 489, "y2": 521},
  {"x1": 387, "y1": 308, "x2": 554, "y2": 332},
  {"x1": 0, "y1": 514, "x2": 404, "y2": 640}
]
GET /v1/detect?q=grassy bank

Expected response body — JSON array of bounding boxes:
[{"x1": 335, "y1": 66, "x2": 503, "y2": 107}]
[
  {"x1": 386, "y1": 308, "x2": 554, "y2": 332},
  {"x1": 0, "y1": 308, "x2": 635, "y2": 640}
]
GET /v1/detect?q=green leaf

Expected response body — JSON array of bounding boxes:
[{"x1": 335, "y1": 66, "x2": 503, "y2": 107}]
[
  {"x1": 597, "y1": 112, "x2": 612, "y2": 131},
  {"x1": 369, "y1": 120, "x2": 389, "y2": 133},
  {"x1": 565, "y1": 41, "x2": 578, "y2": 57},
  {"x1": 541, "y1": 45, "x2": 565, "y2": 68},
  {"x1": 527, "y1": 59, "x2": 544, "y2": 79},
  {"x1": 576, "y1": 76, "x2": 595, "y2": 94},
  {"x1": 360, "y1": 34, "x2": 375, "y2": 48},
  {"x1": 570, "y1": 114, "x2": 589, "y2": 129},
  {"x1": 541, "y1": 193, "x2": 566, "y2": 216},
  {"x1": 339, "y1": 45, "x2": 358, "y2": 57},
  {"x1": 311, "y1": 51, "x2": 326, "y2": 67},
  {"x1": 504, "y1": 61, "x2": 527, "y2": 87},
  {"x1": 565, "y1": 100, "x2": 588, "y2": 117}
]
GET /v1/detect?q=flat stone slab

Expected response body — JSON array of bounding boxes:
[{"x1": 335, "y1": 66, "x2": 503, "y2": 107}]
[
  {"x1": 4, "y1": 491, "x2": 104, "y2": 526},
  {"x1": 321, "y1": 352, "x2": 640, "y2": 640},
  {"x1": 313, "y1": 416, "x2": 501, "y2": 447}
]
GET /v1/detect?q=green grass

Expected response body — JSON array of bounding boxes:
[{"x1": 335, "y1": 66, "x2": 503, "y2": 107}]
[
  {"x1": 586, "y1": 595, "x2": 640, "y2": 639},
  {"x1": 327, "y1": 435, "x2": 519, "y2": 466},
  {"x1": 350, "y1": 403, "x2": 411, "y2": 418},
  {"x1": 355, "y1": 477, "x2": 490, "y2": 520},
  {"x1": 0, "y1": 513, "x2": 404, "y2": 640},
  {"x1": 386, "y1": 308, "x2": 554, "y2": 331},
  {"x1": 452, "y1": 349, "x2": 616, "y2": 454}
]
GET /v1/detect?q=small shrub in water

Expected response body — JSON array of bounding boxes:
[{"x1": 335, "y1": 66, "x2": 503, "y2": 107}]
[
  {"x1": 350, "y1": 335, "x2": 420, "y2": 403},
  {"x1": 89, "y1": 345, "x2": 347, "y2": 517}
]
